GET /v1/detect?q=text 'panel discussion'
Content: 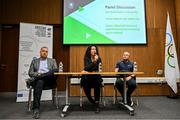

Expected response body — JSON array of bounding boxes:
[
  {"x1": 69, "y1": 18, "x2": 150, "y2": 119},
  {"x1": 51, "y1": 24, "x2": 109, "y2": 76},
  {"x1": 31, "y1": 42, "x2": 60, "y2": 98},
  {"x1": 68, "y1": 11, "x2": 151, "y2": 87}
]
[{"x1": 0, "y1": 0, "x2": 180, "y2": 119}]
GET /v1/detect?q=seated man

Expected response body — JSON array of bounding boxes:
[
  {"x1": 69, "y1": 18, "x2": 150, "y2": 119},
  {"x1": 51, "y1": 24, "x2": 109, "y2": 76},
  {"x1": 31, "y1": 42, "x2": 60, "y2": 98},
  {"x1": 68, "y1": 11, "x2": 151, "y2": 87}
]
[
  {"x1": 114, "y1": 52, "x2": 136, "y2": 106},
  {"x1": 26, "y1": 46, "x2": 58, "y2": 119}
]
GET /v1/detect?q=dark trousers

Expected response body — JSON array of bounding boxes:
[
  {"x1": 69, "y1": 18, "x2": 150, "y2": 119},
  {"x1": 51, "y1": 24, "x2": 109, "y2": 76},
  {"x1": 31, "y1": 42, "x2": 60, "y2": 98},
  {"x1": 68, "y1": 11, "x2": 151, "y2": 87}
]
[
  {"x1": 115, "y1": 77, "x2": 136, "y2": 100},
  {"x1": 81, "y1": 75, "x2": 101, "y2": 104},
  {"x1": 33, "y1": 69, "x2": 58, "y2": 110}
]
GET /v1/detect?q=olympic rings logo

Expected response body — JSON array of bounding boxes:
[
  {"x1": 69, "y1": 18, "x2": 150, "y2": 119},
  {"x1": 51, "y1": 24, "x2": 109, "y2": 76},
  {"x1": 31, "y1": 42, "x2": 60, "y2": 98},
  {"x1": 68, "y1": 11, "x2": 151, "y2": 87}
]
[{"x1": 166, "y1": 33, "x2": 175, "y2": 68}]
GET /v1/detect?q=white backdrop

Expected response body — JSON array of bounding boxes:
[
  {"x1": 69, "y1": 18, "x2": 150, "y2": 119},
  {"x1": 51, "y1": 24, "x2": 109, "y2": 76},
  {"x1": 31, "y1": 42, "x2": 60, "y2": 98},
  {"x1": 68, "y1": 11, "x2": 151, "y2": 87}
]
[{"x1": 17, "y1": 23, "x2": 53, "y2": 102}]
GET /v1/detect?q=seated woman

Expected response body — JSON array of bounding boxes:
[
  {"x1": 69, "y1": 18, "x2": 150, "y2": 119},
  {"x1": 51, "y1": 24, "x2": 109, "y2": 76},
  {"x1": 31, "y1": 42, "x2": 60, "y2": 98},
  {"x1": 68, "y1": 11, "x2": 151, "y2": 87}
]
[{"x1": 81, "y1": 45, "x2": 102, "y2": 113}]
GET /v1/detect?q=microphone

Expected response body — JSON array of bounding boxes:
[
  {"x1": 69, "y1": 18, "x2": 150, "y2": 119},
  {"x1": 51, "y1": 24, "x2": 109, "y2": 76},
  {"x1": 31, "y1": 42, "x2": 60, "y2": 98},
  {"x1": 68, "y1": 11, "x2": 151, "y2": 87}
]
[{"x1": 94, "y1": 53, "x2": 99, "y2": 61}]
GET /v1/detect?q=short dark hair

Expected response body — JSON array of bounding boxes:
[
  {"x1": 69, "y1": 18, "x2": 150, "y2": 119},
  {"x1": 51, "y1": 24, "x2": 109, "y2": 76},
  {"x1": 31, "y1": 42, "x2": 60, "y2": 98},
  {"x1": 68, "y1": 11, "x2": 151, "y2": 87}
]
[{"x1": 40, "y1": 46, "x2": 48, "y2": 50}]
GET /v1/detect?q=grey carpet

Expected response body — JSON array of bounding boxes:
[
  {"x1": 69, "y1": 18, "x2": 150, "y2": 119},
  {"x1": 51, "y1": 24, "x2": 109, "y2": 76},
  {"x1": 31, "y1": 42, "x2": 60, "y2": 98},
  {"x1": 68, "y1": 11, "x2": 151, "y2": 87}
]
[{"x1": 0, "y1": 92, "x2": 180, "y2": 119}]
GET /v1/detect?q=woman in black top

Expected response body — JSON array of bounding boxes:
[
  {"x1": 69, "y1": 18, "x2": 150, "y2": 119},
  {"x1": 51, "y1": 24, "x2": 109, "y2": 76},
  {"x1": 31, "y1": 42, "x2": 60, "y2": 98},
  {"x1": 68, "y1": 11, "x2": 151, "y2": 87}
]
[{"x1": 81, "y1": 45, "x2": 102, "y2": 113}]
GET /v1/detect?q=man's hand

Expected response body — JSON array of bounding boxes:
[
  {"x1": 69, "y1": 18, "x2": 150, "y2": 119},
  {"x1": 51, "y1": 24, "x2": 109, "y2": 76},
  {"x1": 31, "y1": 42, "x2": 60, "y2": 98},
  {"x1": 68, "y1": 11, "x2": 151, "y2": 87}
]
[
  {"x1": 131, "y1": 74, "x2": 135, "y2": 77},
  {"x1": 125, "y1": 76, "x2": 132, "y2": 81},
  {"x1": 37, "y1": 73, "x2": 41, "y2": 77}
]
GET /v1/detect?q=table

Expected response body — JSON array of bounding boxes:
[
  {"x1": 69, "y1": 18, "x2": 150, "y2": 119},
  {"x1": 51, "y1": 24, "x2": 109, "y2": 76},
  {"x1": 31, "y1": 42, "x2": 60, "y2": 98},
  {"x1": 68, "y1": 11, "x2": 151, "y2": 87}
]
[{"x1": 54, "y1": 72, "x2": 144, "y2": 117}]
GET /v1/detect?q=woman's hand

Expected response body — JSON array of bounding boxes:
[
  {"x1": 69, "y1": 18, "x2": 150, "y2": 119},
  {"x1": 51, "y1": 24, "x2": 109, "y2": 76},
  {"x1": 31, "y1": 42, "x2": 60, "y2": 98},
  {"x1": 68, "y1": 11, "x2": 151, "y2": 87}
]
[
  {"x1": 81, "y1": 70, "x2": 88, "y2": 73},
  {"x1": 94, "y1": 54, "x2": 99, "y2": 61}
]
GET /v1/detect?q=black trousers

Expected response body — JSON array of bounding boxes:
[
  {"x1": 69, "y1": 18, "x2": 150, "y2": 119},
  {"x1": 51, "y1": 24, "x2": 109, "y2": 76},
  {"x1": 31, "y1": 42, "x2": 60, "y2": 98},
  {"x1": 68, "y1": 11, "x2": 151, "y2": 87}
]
[
  {"x1": 33, "y1": 69, "x2": 58, "y2": 110},
  {"x1": 81, "y1": 75, "x2": 102, "y2": 104},
  {"x1": 115, "y1": 77, "x2": 136, "y2": 100}
]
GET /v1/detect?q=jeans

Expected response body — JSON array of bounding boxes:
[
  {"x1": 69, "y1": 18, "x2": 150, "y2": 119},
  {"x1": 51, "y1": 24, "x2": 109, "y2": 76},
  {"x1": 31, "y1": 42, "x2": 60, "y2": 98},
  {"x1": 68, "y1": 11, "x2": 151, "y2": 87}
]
[
  {"x1": 115, "y1": 77, "x2": 136, "y2": 101},
  {"x1": 32, "y1": 69, "x2": 58, "y2": 110}
]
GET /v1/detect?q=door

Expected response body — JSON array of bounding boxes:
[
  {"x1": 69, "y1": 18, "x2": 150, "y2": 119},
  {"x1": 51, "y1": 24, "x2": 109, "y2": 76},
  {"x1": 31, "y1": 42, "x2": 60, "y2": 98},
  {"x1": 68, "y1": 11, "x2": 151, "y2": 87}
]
[{"x1": 0, "y1": 25, "x2": 19, "y2": 92}]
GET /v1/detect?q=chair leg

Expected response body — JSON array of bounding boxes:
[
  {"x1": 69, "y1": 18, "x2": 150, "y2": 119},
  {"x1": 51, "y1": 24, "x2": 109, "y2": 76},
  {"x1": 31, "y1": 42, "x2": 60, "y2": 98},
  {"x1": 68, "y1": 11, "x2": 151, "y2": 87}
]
[
  {"x1": 28, "y1": 87, "x2": 32, "y2": 111},
  {"x1": 52, "y1": 89, "x2": 55, "y2": 104},
  {"x1": 56, "y1": 88, "x2": 59, "y2": 108},
  {"x1": 100, "y1": 86, "x2": 103, "y2": 103},
  {"x1": 52, "y1": 88, "x2": 59, "y2": 109},
  {"x1": 113, "y1": 84, "x2": 117, "y2": 104},
  {"x1": 55, "y1": 88, "x2": 59, "y2": 108},
  {"x1": 133, "y1": 84, "x2": 139, "y2": 106},
  {"x1": 102, "y1": 84, "x2": 106, "y2": 106},
  {"x1": 80, "y1": 87, "x2": 83, "y2": 108}
]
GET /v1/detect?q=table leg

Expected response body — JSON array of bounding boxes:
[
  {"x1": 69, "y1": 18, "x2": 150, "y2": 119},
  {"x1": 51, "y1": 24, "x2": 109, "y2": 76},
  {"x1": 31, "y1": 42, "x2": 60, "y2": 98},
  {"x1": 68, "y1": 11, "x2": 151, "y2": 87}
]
[
  {"x1": 120, "y1": 78, "x2": 134, "y2": 116},
  {"x1": 61, "y1": 76, "x2": 70, "y2": 117}
]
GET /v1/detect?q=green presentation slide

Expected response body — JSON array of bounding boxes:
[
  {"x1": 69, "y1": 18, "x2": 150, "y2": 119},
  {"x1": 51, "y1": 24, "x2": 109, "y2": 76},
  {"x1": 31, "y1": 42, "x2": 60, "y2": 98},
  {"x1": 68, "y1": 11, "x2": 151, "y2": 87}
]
[{"x1": 64, "y1": 0, "x2": 146, "y2": 44}]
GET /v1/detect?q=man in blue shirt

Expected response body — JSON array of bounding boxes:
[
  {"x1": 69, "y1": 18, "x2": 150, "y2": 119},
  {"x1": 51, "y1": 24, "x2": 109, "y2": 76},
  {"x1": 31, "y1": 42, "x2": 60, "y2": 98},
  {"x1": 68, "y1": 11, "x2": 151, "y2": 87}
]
[{"x1": 115, "y1": 52, "x2": 136, "y2": 106}]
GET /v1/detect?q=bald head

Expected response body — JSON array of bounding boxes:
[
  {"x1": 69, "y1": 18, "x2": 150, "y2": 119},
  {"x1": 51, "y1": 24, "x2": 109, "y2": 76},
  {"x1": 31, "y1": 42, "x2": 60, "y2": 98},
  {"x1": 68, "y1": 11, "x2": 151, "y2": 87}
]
[{"x1": 123, "y1": 52, "x2": 130, "y2": 61}]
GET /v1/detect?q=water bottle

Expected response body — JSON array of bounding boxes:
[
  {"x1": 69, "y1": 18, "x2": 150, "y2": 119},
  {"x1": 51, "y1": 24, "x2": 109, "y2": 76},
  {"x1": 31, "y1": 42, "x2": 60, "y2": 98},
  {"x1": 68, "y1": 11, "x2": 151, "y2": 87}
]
[
  {"x1": 98, "y1": 62, "x2": 102, "y2": 72},
  {"x1": 133, "y1": 61, "x2": 138, "y2": 72},
  {"x1": 59, "y1": 61, "x2": 63, "y2": 72}
]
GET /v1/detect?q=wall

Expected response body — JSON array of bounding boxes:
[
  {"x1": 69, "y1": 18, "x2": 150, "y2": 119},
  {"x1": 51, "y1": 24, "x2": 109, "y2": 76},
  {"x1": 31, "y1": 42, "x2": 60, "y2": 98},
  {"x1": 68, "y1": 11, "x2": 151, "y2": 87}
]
[
  {"x1": 0, "y1": 25, "x2": 1, "y2": 68},
  {"x1": 0, "y1": 0, "x2": 62, "y2": 24},
  {"x1": 0, "y1": 0, "x2": 66, "y2": 91},
  {"x1": 70, "y1": 0, "x2": 178, "y2": 76},
  {"x1": 69, "y1": 0, "x2": 180, "y2": 96},
  {"x1": 175, "y1": 0, "x2": 180, "y2": 63},
  {"x1": 0, "y1": 0, "x2": 2, "y2": 71},
  {"x1": 0, "y1": 0, "x2": 179, "y2": 95}
]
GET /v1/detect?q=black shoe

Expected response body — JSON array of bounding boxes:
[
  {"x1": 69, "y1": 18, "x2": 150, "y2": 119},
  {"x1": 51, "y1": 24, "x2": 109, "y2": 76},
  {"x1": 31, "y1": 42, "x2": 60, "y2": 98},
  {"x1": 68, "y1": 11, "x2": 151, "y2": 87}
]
[
  {"x1": 167, "y1": 95, "x2": 179, "y2": 99},
  {"x1": 25, "y1": 78, "x2": 34, "y2": 88},
  {"x1": 95, "y1": 106, "x2": 100, "y2": 113},
  {"x1": 127, "y1": 96, "x2": 131, "y2": 104},
  {"x1": 33, "y1": 109, "x2": 40, "y2": 119},
  {"x1": 94, "y1": 101, "x2": 100, "y2": 113},
  {"x1": 88, "y1": 97, "x2": 95, "y2": 104},
  {"x1": 122, "y1": 97, "x2": 124, "y2": 103},
  {"x1": 127, "y1": 97, "x2": 133, "y2": 106}
]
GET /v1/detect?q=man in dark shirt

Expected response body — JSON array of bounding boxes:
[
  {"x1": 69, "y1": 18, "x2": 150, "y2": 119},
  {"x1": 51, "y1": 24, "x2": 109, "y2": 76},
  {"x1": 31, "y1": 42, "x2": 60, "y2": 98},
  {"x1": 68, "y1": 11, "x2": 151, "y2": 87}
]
[{"x1": 115, "y1": 52, "x2": 136, "y2": 106}]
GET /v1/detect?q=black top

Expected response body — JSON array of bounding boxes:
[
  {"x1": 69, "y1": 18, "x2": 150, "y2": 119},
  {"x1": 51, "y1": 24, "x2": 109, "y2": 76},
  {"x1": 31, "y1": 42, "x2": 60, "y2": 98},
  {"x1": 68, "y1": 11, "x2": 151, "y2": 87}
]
[
  {"x1": 84, "y1": 57, "x2": 102, "y2": 72},
  {"x1": 115, "y1": 60, "x2": 134, "y2": 72},
  {"x1": 115, "y1": 60, "x2": 134, "y2": 78},
  {"x1": 81, "y1": 57, "x2": 102, "y2": 84}
]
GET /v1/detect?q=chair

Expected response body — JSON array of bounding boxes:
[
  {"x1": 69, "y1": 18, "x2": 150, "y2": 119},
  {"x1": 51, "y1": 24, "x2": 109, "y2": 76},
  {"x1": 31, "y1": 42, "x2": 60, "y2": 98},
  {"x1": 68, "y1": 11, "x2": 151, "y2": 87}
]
[
  {"x1": 79, "y1": 79, "x2": 106, "y2": 109},
  {"x1": 113, "y1": 82, "x2": 139, "y2": 107},
  {"x1": 27, "y1": 81, "x2": 59, "y2": 111}
]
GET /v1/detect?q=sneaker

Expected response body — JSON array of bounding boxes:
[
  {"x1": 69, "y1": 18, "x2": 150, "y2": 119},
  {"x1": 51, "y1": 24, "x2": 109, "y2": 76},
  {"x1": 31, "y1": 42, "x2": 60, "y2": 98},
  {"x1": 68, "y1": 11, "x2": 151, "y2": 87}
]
[
  {"x1": 127, "y1": 97, "x2": 133, "y2": 106},
  {"x1": 33, "y1": 109, "x2": 40, "y2": 119}
]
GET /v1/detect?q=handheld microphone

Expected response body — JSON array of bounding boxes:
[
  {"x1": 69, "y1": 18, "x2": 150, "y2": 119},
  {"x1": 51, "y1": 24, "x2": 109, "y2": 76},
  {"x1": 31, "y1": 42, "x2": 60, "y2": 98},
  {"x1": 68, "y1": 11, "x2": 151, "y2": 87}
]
[{"x1": 94, "y1": 54, "x2": 99, "y2": 61}]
